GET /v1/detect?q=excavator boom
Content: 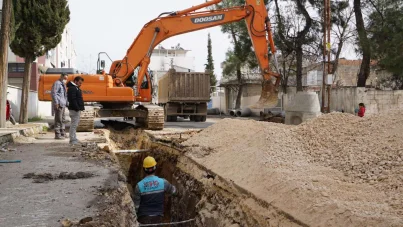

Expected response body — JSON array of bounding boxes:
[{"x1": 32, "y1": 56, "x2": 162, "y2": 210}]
[{"x1": 110, "y1": 0, "x2": 279, "y2": 104}]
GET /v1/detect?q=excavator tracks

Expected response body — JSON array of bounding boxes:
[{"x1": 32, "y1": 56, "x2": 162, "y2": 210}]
[
  {"x1": 76, "y1": 110, "x2": 95, "y2": 132},
  {"x1": 97, "y1": 105, "x2": 164, "y2": 130},
  {"x1": 140, "y1": 105, "x2": 164, "y2": 130}
]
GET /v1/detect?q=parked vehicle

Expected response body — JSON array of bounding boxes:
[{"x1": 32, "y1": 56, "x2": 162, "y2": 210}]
[{"x1": 158, "y1": 70, "x2": 210, "y2": 122}]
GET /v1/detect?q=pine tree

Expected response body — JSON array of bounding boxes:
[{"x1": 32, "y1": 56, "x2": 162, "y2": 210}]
[
  {"x1": 205, "y1": 33, "x2": 217, "y2": 92},
  {"x1": 218, "y1": 0, "x2": 267, "y2": 109},
  {"x1": 11, "y1": 0, "x2": 70, "y2": 123}
]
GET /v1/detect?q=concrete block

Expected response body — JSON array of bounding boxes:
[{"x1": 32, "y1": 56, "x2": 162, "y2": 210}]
[
  {"x1": 0, "y1": 123, "x2": 48, "y2": 144},
  {"x1": 285, "y1": 92, "x2": 321, "y2": 125},
  {"x1": 285, "y1": 92, "x2": 321, "y2": 112}
]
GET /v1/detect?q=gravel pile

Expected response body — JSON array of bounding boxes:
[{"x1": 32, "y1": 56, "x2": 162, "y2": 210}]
[
  {"x1": 295, "y1": 112, "x2": 403, "y2": 213},
  {"x1": 183, "y1": 111, "x2": 403, "y2": 225}
]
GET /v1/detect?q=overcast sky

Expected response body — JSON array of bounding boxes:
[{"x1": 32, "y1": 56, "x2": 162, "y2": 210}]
[
  {"x1": 68, "y1": 0, "x2": 231, "y2": 79},
  {"x1": 68, "y1": 0, "x2": 358, "y2": 79}
]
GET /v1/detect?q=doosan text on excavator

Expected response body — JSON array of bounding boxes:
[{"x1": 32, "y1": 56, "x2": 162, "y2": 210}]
[{"x1": 38, "y1": 0, "x2": 280, "y2": 131}]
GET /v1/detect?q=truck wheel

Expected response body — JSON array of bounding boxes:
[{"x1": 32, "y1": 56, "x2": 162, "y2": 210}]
[
  {"x1": 164, "y1": 105, "x2": 168, "y2": 122},
  {"x1": 195, "y1": 116, "x2": 201, "y2": 122},
  {"x1": 201, "y1": 116, "x2": 207, "y2": 122},
  {"x1": 171, "y1": 116, "x2": 177, "y2": 122},
  {"x1": 190, "y1": 116, "x2": 195, "y2": 121}
]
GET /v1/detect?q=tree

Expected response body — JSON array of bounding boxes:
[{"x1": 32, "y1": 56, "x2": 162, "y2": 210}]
[
  {"x1": 367, "y1": 0, "x2": 403, "y2": 78},
  {"x1": 0, "y1": 0, "x2": 16, "y2": 127},
  {"x1": 330, "y1": 0, "x2": 355, "y2": 75},
  {"x1": 354, "y1": 0, "x2": 371, "y2": 87},
  {"x1": 205, "y1": 33, "x2": 217, "y2": 92},
  {"x1": 218, "y1": 0, "x2": 263, "y2": 109},
  {"x1": 273, "y1": 0, "x2": 319, "y2": 92},
  {"x1": 11, "y1": 0, "x2": 70, "y2": 123}
]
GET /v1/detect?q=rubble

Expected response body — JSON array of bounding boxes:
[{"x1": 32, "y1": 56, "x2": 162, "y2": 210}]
[{"x1": 23, "y1": 171, "x2": 95, "y2": 183}]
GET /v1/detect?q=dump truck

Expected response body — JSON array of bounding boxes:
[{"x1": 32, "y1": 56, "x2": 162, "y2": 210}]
[{"x1": 158, "y1": 69, "x2": 210, "y2": 122}]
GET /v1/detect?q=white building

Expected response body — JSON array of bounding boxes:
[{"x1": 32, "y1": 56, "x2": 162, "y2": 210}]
[
  {"x1": 45, "y1": 26, "x2": 77, "y2": 69},
  {"x1": 149, "y1": 44, "x2": 195, "y2": 102}
]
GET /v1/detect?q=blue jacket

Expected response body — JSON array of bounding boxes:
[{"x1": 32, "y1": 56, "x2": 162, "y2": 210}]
[{"x1": 133, "y1": 175, "x2": 176, "y2": 217}]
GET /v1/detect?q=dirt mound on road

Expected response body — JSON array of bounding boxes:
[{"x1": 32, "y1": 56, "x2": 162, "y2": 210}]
[{"x1": 183, "y1": 111, "x2": 403, "y2": 226}]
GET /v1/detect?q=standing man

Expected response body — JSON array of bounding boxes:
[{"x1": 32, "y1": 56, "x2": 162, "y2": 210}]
[
  {"x1": 67, "y1": 76, "x2": 85, "y2": 145},
  {"x1": 51, "y1": 73, "x2": 68, "y2": 139},
  {"x1": 133, "y1": 156, "x2": 177, "y2": 225}
]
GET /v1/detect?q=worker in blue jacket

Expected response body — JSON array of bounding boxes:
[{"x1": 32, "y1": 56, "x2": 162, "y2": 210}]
[{"x1": 133, "y1": 156, "x2": 177, "y2": 224}]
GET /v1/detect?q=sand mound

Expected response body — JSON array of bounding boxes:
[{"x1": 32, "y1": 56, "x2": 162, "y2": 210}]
[{"x1": 183, "y1": 111, "x2": 403, "y2": 226}]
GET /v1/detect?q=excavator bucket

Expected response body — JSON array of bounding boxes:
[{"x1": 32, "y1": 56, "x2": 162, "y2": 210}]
[{"x1": 250, "y1": 79, "x2": 279, "y2": 109}]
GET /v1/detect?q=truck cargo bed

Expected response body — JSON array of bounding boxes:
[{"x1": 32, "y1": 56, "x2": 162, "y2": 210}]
[{"x1": 158, "y1": 69, "x2": 210, "y2": 103}]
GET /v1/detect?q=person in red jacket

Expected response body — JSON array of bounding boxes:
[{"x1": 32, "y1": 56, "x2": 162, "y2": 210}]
[{"x1": 358, "y1": 103, "x2": 366, "y2": 117}]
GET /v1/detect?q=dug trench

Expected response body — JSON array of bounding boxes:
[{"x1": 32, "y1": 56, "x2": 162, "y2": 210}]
[{"x1": 109, "y1": 128, "x2": 305, "y2": 227}]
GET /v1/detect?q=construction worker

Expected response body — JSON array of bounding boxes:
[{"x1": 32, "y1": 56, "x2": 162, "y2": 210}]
[
  {"x1": 51, "y1": 73, "x2": 68, "y2": 139},
  {"x1": 133, "y1": 156, "x2": 177, "y2": 224}
]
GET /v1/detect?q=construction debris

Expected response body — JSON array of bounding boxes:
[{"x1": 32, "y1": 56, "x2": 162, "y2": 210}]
[
  {"x1": 23, "y1": 171, "x2": 95, "y2": 183},
  {"x1": 259, "y1": 111, "x2": 285, "y2": 123}
]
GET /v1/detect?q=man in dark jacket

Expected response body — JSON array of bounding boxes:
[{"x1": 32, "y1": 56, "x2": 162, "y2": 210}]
[{"x1": 67, "y1": 76, "x2": 85, "y2": 145}]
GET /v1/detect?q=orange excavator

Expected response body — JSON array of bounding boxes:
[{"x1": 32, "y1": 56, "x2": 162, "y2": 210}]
[{"x1": 38, "y1": 0, "x2": 280, "y2": 130}]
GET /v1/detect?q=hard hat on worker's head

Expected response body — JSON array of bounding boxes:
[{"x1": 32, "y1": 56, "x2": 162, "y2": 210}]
[{"x1": 143, "y1": 156, "x2": 157, "y2": 169}]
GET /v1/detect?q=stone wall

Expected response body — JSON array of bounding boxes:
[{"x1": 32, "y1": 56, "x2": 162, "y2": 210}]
[{"x1": 285, "y1": 87, "x2": 403, "y2": 116}]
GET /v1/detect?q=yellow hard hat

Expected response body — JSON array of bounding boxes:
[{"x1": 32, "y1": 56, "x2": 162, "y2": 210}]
[{"x1": 143, "y1": 156, "x2": 157, "y2": 168}]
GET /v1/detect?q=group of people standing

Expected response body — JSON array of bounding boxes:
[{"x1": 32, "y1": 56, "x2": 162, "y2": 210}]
[{"x1": 51, "y1": 73, "x2": 85, "y2": 145}]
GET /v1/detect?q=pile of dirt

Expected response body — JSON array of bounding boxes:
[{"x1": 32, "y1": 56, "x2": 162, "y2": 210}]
[
  {"x1": 295, "y1": 112, "x2": 403, "y2": 214},
  {"x1": 183, "y1": 111, "x2": 403, "y2": 226}
]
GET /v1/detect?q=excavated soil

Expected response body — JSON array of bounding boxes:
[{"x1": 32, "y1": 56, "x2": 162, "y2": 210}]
[
  {"x1": 106, "y1": 110, "x2": 403, "y2": 226},
  {"x1": 110, "y1": 128, "x2": 302, "y2": 226},
  {"x1": 183, "y1": 111, "x2": 403, "y2": 226}
]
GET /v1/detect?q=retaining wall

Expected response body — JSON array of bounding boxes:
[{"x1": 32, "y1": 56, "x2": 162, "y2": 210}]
[
  {"x1": 284, "y1": 87, "x2": 403, "y2": 115},
  {"x1": 7, "y1": 85, "x2": 52, "y2": 120}
]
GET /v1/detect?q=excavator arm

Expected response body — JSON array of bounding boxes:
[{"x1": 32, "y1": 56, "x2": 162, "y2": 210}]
[{"x1": 109, "y1": 0, "x2": 280, "y2": 102}]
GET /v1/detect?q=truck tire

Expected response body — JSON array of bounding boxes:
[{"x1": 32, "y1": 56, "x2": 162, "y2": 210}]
[
  {"x1": 201, "y1": 115, "x2": 207, "y2": 122},
  {"x1": 190, "y1": 116, "x2": 195, "y2": 121},
  {"x1": 170, "y1": 116, "x2": 177, "y2": 122},
  {"x1": 195, "y1": 116, "x2": 201, "y2": 122}
]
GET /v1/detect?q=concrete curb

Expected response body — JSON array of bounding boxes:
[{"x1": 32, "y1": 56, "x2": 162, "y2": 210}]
[{"x1": 0, "y1": 123, "x2": 49, "y2": 144}]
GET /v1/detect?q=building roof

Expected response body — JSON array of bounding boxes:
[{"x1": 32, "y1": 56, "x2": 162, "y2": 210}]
[{"x1": 153, "y1": 44, "x2": 190, "y2": 52}]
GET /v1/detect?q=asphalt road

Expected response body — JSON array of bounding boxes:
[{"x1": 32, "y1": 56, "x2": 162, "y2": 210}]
[{"x1": 163, "y1": 117, "x2": 220, "y2": 129}]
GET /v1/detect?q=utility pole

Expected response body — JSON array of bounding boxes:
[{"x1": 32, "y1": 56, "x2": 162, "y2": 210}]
[
  {"x1": 322, "y1": 0, "x2": 331, "y2": 113},
  {"x1": 0, "y1": 0, "x2": 13, "y2": 127},
  {"x1": 326, "y1": 0, "x2": 331, "y2": 113}
]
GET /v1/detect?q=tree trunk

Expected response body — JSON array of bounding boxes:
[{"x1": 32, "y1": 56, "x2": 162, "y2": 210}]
[
  {"x1": 0, "y1": 0, "x2": 13, "y2": 128},
  {"x1": 296, "y1": 45, "x2": 303, "y2": 91},
  {"x1": 331, "y1": 39, "x2": 344, "y2": 75},
  {"x1": 19, "y1": 58, "x2": 32, "y2": 124},
  {"x1": 235, "y1": 64, "x2": 243, "y2": 109},
  {"x1": 354, "y1": 0, "x2": 371, "y2": 87}
]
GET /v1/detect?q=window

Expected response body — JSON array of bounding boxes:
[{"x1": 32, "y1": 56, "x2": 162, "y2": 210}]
[{"x1": 8, "y1": 63, "x2": 25, "y2": 73}]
